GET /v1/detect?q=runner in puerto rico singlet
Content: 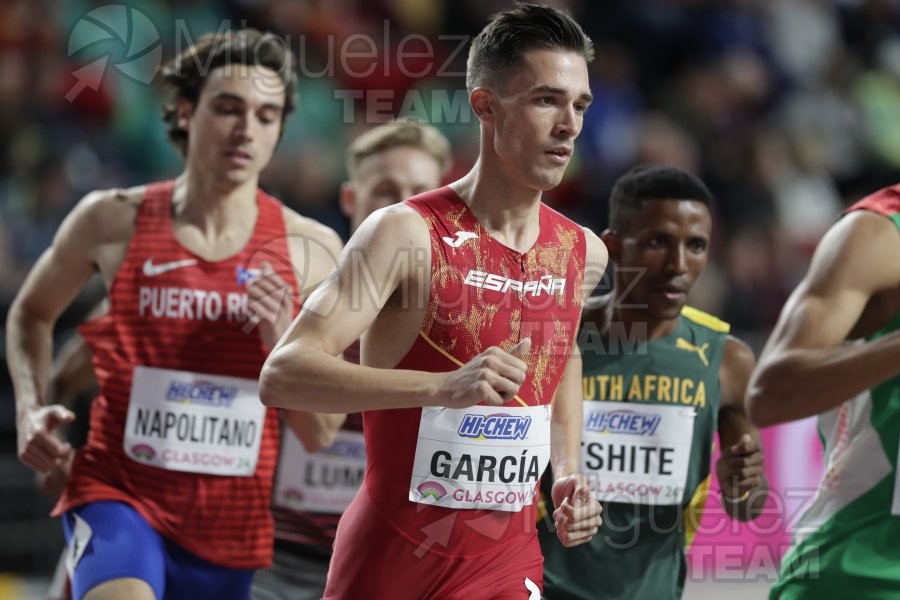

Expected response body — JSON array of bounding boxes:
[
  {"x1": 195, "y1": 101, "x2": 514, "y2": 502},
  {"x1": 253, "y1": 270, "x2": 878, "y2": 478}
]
[
  {"x1": 53, "y1": 180, "x2": 298, "y2": 569},
  {"x1": 539, "y1": 307, "x2": 729, "y2": 600},
  {"x1": 324, "y1": 187, "x2": 587, "y2": 600},
  {"x1": 771, "y1": 187, "x2": 900, "y2": 599}
]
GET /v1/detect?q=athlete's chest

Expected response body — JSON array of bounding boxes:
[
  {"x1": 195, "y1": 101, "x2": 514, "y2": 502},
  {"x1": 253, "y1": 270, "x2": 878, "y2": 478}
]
[
  {"x1": 426, "y1": 239, "x2": 580, "y2": 363},
  {"x1": 121, "y1": 236, "x2": 272, "y2": 326},
  {"x1": 171, "y1": 219, "x2": 258, "y2": 263}
]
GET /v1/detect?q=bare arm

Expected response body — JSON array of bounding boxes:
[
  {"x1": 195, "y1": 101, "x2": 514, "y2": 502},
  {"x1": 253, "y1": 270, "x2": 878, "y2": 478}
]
[
  {"x1": 260, "y1": 206, "x2": 528, "y2": 413},
  {"x1": 8, "y1": 192, "x2": 129, "y2": 473},
  {"x1": 551, "y1": 227, "x2": 609, "y2": 478},
  {"x1": 747, "y1": 211, "x2": 900, "y2": 427},
  {"x1": 32, "y1": 299, "x2": 107, "y2": 499},
  {"x1": 46, "y1": 300, "x2": 106, "y2": 407},
  {"x1": 716, "y1": 336, "x2": 768, "y2": 520},
  {"x1": 551, "y1": 227, "x2": 608, "y2": 547},
  {"x1": 256, "y1": 210, "x2": 348, "y2": 451},
  {"x1": 550, "y1": 348, "x2": 583, "y2": 481}
]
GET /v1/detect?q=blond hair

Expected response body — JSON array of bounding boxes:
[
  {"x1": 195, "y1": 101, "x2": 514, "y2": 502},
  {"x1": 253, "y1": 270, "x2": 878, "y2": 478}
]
[{"x1": 346, "y1": 120, "x2": 452, "y2": 181}]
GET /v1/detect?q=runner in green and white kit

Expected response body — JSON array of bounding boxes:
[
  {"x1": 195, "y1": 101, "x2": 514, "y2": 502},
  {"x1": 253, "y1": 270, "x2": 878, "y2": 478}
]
[
  {"x1": 749, "y1": 184, "x2": 900, "y2": 599},
  {"x1": 539, "y1": 165, "x2": 769, "y2": 599}
]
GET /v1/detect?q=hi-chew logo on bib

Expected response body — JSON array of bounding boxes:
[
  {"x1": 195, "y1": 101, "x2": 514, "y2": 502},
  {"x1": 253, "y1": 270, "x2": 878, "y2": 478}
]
[
  {"x1": 457, "y1": 413, "x2": 532, "y2": 440},
  {"x1": 581, "y1": 401, "x2": 696, "y2": 506},
  {"x1": 124, "y1": 366, "x2": 265, "y2": 476},
  {"x1": 165, "y1": 380, "x2": 239, "y2": 407},
  {"x1": 410, "y1": 405, "x2": 551, "y2": 512},
  {"x1": 585, "y1": 409, "x2": 662, "y2": 436}
]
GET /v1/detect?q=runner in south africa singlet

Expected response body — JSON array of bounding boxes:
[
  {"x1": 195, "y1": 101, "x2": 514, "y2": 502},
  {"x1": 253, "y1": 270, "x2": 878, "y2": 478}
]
[{"x1": 539, "y1": 307, "x2": 729, "y2": 600}]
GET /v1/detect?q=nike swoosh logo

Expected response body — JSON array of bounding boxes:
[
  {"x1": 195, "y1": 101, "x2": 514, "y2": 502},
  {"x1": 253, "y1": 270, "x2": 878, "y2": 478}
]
[
  {"x1": 442, "y1": 231, "x2": 478, "y2": 248},
  {"x1": 142, "y1": 258, "x2": 199, "y2": 277}
]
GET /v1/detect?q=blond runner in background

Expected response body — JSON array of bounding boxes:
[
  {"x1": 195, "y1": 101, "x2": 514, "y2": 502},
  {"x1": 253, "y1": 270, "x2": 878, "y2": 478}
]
[{"x1": 252, "y1": 120, "x2": 452, "y2": 600}]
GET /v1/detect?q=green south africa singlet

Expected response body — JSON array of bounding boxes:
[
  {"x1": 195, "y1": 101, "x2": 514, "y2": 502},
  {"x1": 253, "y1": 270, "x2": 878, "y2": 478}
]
[
  {"x1": 770, "y1": 188, "x2": 900, "y2": 599},
  {"x1": 539, "y1": 306, "x2": 729, "y2": 600}
]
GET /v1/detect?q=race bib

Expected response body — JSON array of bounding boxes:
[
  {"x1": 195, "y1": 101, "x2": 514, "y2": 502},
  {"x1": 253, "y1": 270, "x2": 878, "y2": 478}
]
[
  {"x1": 409, "y1": 404, "x2": 551, "y2": 512},
  {"x1": 273, "y1": 428, "x2": 366, "y2": 514},
  {"x1": 124, "y1": 366, "x2": 266, "y2": 476},
  {"x1": 581, "y1": 401, "x2": 695, "y2": 505}
]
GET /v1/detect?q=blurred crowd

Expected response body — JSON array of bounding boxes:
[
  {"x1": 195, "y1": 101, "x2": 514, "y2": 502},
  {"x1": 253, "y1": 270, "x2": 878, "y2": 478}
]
[{"x1": 2, "y1": 0, "x2": 900, "y2": 575}]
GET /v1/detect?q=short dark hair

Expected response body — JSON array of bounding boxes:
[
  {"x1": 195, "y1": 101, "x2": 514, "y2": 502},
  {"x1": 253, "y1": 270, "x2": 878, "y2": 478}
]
[
  {"x1": 609, "y1": 164, "x2": 713, "y2": 231},
  {"x1": 160, "y1": 29, "x2": 297, "y2": 156},
  {"x1": 466, "y1": 2, "x2": 594, "y2": 93}
]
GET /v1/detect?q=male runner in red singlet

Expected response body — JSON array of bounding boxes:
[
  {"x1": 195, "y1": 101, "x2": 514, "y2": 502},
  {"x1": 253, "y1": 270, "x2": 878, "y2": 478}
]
[
  {"x1": 261, "y1": 4, "x2": 607, "y2": 599},
  {"x1": 8, "y1": 29, "x2": 342, "y2": 600},
  {"x1": 252, "y1": 121, "x2": 452, "y2": 600}
]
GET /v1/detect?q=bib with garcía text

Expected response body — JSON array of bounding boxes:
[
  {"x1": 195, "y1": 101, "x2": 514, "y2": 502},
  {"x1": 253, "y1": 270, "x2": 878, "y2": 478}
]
[
  {"x1": 124, "y1": 366, "x2": 266, "y2": 476},
  {"x1": 409, "y1": 404, "x2": 551, "y2": 512},
  {"x1": 580, "y1": 401, "x2": 695, "y2": 505},
  {"x1": 273, "y1": 428, "x2": 365, "y2": 514}
]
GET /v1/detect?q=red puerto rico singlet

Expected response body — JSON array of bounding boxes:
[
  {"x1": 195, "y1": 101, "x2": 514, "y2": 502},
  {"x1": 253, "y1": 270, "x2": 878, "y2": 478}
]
[
  {"x1": 325, "y1": 187, "x2": 587, "y2": 599},
  {"x1": 53, "y1": 180, "x2": 299, "y2": 569}
]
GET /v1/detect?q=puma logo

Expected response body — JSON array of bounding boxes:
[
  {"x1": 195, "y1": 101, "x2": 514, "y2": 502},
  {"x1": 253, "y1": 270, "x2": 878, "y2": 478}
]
[
  {"x1": 676, "y1": 337, "x2": 709, "y2": 366},
  {"x1": 142, "y1": 258, "x2": 199, "y2": 277},
  {"x1": 442, "y1": 231, "x2": 478, "y2": 248}
]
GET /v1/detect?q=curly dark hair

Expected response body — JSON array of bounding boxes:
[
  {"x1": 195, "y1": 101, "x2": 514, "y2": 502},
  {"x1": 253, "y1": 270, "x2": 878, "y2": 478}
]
[{"x1": 160, "y1": 29, "x2": 297, "y2": 157}]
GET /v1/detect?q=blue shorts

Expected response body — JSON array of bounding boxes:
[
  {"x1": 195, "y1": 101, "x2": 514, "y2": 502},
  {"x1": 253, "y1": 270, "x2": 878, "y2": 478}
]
[{"x1": 62, "y1": 500, "x2": 253, "y2": 600}]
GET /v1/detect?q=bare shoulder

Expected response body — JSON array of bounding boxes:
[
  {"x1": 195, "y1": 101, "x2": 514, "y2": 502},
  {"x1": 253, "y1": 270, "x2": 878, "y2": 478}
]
[
  {"x1": 82, "y1": 186, "x2": 144, "y2": 211},
  {"x1": 581, "y1": 226, "x2": 605, "y2": 254},
  {"x1": 278, "y1": 207, "x2": 343, "y2": 293},
  {"x1": 57, "y1": 186, "x2": 144, "y2": 249},
  {"x1": 348, "y1": 202, "x2": 429, "y2": 251},
  {"x1": 581, "y1": 226, "x2": 608, "y2": 298},
  {"x1": 281, "y1": 207, "x2": 342, "y2": 250},
  {"x1": 723, "y1": 336, "x2": 756, "y2": 374},
  {"x1": 806, "y1": 210, "x2": 900, "y2": 297}
]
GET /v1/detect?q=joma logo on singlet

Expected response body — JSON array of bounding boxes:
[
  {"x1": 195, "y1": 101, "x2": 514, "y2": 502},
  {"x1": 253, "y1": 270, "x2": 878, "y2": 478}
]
[
  {"x1": 463, "y1": 270, "x2": 565, "y2": 296},
  {"x1": 458, "y1": 414, "x2": 532, "y2": 440}
]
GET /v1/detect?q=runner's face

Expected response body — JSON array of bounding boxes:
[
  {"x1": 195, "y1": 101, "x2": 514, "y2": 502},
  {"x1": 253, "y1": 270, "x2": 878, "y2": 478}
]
[
  {"x1": 612, "y1": 200, "x2": 711, "y2": 322},
  {"x1": 343, "y1": 146, "x2": 443, "y2": 232},
  {"x1": 490, "y1": 49, "x2": 591, "y2": 191},
  {"x1": 184, "y1": 64, "x2": 285, "y2": 184}
]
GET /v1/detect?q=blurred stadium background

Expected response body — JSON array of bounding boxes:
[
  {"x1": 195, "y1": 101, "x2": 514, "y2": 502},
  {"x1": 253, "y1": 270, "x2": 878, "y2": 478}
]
[{"x1": 3, "y1": 0, "x2": 899, "y2": 597}]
